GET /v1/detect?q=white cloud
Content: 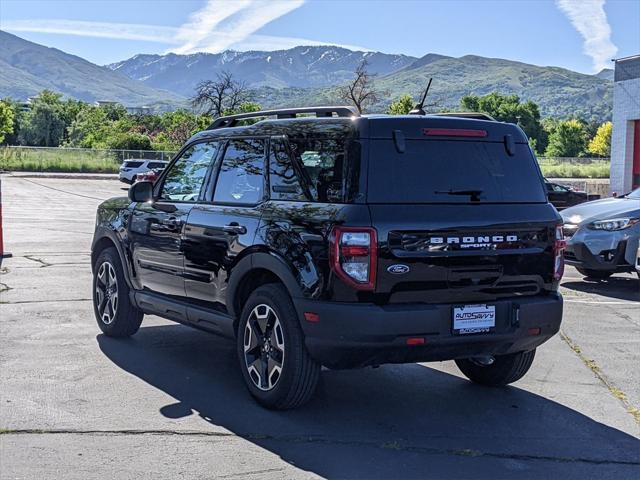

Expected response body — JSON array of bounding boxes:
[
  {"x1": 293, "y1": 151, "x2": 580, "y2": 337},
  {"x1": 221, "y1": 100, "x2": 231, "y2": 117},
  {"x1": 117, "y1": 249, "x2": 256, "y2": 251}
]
[
  {"x1": 172, "y1": 0, "x2": 253, "y2": 54},
  {"x1": 170, "y1": 0, "x2": 306, "y2": 54},
  {"x1": 0, "y1": 0, "x2": 368, "y2": 55},
  {"x1": 1, "y1": 19, "x2": 178, "y2": 44},
  {"x1": 556, "y1": 0, "x2": 618, "y2": 72}
]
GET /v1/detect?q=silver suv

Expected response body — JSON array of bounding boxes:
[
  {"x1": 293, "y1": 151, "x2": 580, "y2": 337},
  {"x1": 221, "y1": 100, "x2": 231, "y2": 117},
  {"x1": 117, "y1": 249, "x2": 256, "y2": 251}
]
[
  {"x1": 119, "y1": 159, "x2": 168, "y2": 184},
  {"x1": 561, "y1": 188, "x2": 640, "y2": 279}
]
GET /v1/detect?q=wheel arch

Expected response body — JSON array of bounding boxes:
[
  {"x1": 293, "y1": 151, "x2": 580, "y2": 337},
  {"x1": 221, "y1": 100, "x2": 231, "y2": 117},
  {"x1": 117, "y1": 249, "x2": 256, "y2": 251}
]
[
  {"x1": 227, "y1": 251, "x2": 304, "y2": 324},
  {"x1": 91, "y1": 229, "x2": 135, "y2": 289}
]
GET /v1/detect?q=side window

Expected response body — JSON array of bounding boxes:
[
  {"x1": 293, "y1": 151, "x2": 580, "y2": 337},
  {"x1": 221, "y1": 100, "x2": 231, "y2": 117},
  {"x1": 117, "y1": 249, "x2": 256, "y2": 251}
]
[
  {"x1": 213, "y1": 138, "x2": 265, "y2": 204},
  {"x1": 288, "y1": 135, "x2": 349, "y2": 203},
  {"x1": 269, "y1": 139, "x2": 306, "y2": 201},
  {"x1": 160, "y1": 142, "x2": 219, "y2": 202}
]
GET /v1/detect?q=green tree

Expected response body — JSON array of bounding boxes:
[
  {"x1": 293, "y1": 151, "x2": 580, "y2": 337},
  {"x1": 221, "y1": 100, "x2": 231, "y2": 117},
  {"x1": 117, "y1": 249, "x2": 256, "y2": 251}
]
[
  {"x1": 100, "y1": 103, "x2": 128, "y2": 121},
  {"x1": 104, "y1": 132, "x2": 152, "y2": 150},
  {"x1": 387, "y1": 94, "x2": 414, "y2": 115},
  {"x1": 0, "y1": 100, "x2": 15, "y2": 144},
  {"x1": 66, "y1": 106, "x2": 109, "y2": 148},
  {"x1": 222, "y1": 101, "x2": 261, "y2": 116},
  {"x1": 18, "y1": 90, "x2": 66, "y2": 146},
  {"x1": 587, "y1": 121, "x2": 612, "y2": 157},
  {"x1": 59, "y1": 99, "x2": 89, "y2": 143},
  {"x1": 460, "y1": 92, "x2": 546, "y2": 153},
  {"x1": 149, "y1": 110, "x2": 212, "y2": 150},
  {"x1": 544, "y1": 119, "x2": 587, "y2": 157},
  {"x1": 221, "y1": 102, "x2": 262, "y2": 126},
  {"x1": 66, "y1": 103, "x2": 134, "y2": 148},
  {"x1": 1, "y1": 99, "x2": 24, "y2": 145}
]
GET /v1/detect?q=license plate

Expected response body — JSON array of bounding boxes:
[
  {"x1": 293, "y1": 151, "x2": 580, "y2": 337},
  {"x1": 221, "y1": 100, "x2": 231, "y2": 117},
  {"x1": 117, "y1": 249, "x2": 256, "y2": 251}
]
[{"x1": 453, "y1": 304, "x2": 496, "y2": 335}]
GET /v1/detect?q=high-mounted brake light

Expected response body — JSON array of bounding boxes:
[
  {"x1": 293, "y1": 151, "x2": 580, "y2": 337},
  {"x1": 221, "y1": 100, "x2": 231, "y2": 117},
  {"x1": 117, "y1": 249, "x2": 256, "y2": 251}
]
[
  {"x1": 423, "y1": 128, "x2": 488, "y2": 138},
  {"x1": 329, "y1": 226, "x2": 377, "y2": 290},
  {"x1": 553, "y1": 225, "x2": 566, "y2": 281}
]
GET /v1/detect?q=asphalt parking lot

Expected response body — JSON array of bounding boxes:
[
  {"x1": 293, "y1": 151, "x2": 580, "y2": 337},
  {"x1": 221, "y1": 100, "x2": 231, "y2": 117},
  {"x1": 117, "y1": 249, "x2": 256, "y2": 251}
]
[{"x1": 1, "y1": 173, "x2": 639, "y2": 479}]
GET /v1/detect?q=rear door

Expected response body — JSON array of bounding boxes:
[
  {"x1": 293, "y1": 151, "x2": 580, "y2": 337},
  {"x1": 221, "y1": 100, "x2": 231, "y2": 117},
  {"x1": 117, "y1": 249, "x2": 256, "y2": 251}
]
[
  {"x1": 129, "y1": 142, "x2": 220, "y2": 297},
  {"x1": 367, "y1": 136, "x2": 560, "y2": 304},
  {"x1": 183, "y1": 137, "x2": 266, "y2": 309}
]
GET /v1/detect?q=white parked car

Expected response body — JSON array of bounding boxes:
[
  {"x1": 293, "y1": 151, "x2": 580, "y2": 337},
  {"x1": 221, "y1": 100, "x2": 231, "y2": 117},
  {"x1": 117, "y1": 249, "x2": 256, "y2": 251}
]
[{"x1": 119, "y1": 159, "x2": 168, "y2": 184}]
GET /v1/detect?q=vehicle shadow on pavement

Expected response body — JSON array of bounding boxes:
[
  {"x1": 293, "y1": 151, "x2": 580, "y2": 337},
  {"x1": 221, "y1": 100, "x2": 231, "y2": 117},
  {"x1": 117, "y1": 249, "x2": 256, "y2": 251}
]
[
  {"x1": 562, "y1": 276, "x2": 640, "y2": 301},
  {"x1": 97, "y1": 326, "x2": 640, "y2": 479}
]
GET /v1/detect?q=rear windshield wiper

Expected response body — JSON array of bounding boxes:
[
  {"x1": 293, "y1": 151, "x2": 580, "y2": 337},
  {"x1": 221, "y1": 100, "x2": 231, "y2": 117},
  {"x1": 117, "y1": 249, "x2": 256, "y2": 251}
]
[{"x1": 434, "y1": 189, "x2": 483, "y2": 201}]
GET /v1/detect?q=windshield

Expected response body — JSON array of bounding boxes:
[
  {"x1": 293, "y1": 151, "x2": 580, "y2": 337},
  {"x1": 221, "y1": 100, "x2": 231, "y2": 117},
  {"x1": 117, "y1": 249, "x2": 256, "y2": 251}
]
[
  {"x1": 626, "y1": 188, "x2": 640, "y2": 199},
  {"x1": 367, "y1": 139, "x2": 546, "y2": 204}
]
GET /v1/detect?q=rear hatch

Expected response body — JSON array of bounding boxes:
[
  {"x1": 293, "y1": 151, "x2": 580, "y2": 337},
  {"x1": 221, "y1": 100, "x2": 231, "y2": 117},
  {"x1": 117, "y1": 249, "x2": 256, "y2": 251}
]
[{"x1": 366, "y1": 118, "x2": 560, "y2": 304}]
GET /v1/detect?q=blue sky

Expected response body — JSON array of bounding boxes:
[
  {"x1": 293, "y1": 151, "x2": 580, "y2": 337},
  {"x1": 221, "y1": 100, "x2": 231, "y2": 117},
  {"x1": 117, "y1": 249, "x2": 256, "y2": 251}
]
[{"x1": 1, "y1": 0, "x2": 638, "y2": 73}]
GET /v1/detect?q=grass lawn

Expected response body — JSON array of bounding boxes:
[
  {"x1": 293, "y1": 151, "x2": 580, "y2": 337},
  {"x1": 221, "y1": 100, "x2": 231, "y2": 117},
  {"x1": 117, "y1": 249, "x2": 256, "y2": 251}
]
[
  {"x1": 539, "y1": 160, "x2": 610, "y2": 179},
  {"x1": 0, "y1": 147, "x2": 121, "y2": 173}
]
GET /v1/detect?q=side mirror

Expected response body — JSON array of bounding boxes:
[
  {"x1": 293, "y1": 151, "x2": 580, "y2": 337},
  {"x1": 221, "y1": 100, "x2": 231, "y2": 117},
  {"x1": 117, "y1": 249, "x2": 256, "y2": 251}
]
[{"x1": 128, "y1": 181, "x2": 153, "y2": 202}]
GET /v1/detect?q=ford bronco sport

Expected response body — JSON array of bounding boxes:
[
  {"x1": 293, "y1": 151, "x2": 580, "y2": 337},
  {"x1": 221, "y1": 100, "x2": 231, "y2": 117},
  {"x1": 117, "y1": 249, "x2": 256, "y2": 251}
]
[{"x1": 92, "y1": 106, "x2": 565, "y2": 409}]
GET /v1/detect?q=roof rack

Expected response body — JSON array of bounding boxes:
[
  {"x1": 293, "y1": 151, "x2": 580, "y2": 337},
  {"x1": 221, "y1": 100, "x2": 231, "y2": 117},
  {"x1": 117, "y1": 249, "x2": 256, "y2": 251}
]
[
  {"x1": 432, "y1": 112, "x2": 497, "y2": 122},
  {"x1": 207, "y1": 106, "x2": 360, "y2": 130}
]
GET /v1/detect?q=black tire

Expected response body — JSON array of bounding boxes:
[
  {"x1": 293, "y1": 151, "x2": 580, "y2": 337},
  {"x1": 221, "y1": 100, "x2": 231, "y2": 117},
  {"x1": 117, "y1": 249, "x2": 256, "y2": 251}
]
[
  {"x1": 455, "y1": 349, "x2": 536, "y2": 386},
  {"x1": 92, "y1": 247, "x2": 143, "y2": 338},
  {"x1": 576, "y1": 267, "x2": 613, "y2": 280},
  {"x1": 237, "y1": 284, "x2": 320, "y2": 410}
]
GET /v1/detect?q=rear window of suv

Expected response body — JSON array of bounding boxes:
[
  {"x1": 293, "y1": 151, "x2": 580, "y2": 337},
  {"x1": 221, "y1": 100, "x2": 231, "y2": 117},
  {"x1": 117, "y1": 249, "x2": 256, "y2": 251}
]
[
  {"x1": 367, "y1": 140, "x2": 546, "y2": 204},
  {"x1": 123, "y1": 161, "x2": 143, "y2": 168}
]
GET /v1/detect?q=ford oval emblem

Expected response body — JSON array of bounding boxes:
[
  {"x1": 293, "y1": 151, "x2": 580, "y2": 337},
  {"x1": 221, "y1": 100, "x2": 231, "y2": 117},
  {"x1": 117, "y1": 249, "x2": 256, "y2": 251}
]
[{"x1": 387, "y1": 264, "x2": 410, "y2": 275}]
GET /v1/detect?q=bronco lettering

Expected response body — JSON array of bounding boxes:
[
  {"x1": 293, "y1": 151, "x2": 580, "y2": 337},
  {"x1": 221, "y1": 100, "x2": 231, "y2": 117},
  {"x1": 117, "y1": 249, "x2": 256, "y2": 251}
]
[{"x1": 430, "y1": 235, "x2": 519, "y2": 245}]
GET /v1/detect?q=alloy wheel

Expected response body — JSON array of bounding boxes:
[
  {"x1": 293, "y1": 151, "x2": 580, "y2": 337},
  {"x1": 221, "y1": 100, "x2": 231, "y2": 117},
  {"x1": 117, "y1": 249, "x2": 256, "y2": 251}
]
[
  {"x1": 243, "y1": 304, "x2": 285, "y2": 391},
  {"x1": 95, "y1": 261, "x2": 118, "y2": 325}
]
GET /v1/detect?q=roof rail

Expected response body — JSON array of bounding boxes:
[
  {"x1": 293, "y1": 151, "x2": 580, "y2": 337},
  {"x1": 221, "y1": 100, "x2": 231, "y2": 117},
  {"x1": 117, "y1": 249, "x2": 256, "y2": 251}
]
[
  {"x1": 432, "y1": 112, "x2": 497, "y2": 122},
  {"x1": 207, "y1": 106, "x2": 360, "y2": 130}
]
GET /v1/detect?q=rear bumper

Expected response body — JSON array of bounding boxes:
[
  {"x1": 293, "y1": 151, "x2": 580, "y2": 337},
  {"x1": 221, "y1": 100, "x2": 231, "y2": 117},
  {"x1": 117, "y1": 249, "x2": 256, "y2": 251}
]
[{"x1": 293, "y1": 294, "x2": 563, "y2": 369}]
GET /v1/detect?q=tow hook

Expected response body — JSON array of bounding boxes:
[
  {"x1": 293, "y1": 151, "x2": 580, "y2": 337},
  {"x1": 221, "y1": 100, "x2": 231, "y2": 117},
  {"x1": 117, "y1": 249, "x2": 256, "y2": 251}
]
[{"x1": 471, "y1": 356, "x2": 495, "y2": 366}]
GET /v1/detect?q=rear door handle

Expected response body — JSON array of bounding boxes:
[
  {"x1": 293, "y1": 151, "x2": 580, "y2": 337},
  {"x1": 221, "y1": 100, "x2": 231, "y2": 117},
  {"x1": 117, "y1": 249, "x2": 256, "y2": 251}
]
[{"x1": 223, "y1": 223, "x2": 247, "y2": 235}]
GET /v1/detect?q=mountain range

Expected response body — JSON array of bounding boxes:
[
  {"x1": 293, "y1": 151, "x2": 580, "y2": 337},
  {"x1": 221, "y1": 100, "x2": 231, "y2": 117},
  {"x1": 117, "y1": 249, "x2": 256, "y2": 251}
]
[
  {"x1": 108, "y1": 47, "x2": 417, "y2": 94},
  {"x1": 0, "y1": 31, "x2": 183, "y2": 108},
  {"x1": 1, "y1": 30, "x2": 613, "y2": 120}
]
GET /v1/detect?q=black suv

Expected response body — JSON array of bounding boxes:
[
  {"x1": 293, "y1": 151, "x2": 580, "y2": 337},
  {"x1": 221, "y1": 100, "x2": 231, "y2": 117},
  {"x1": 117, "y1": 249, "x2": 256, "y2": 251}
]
[{"x1": 92, "y1": 106, "x2": 565, "y2": 409}]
